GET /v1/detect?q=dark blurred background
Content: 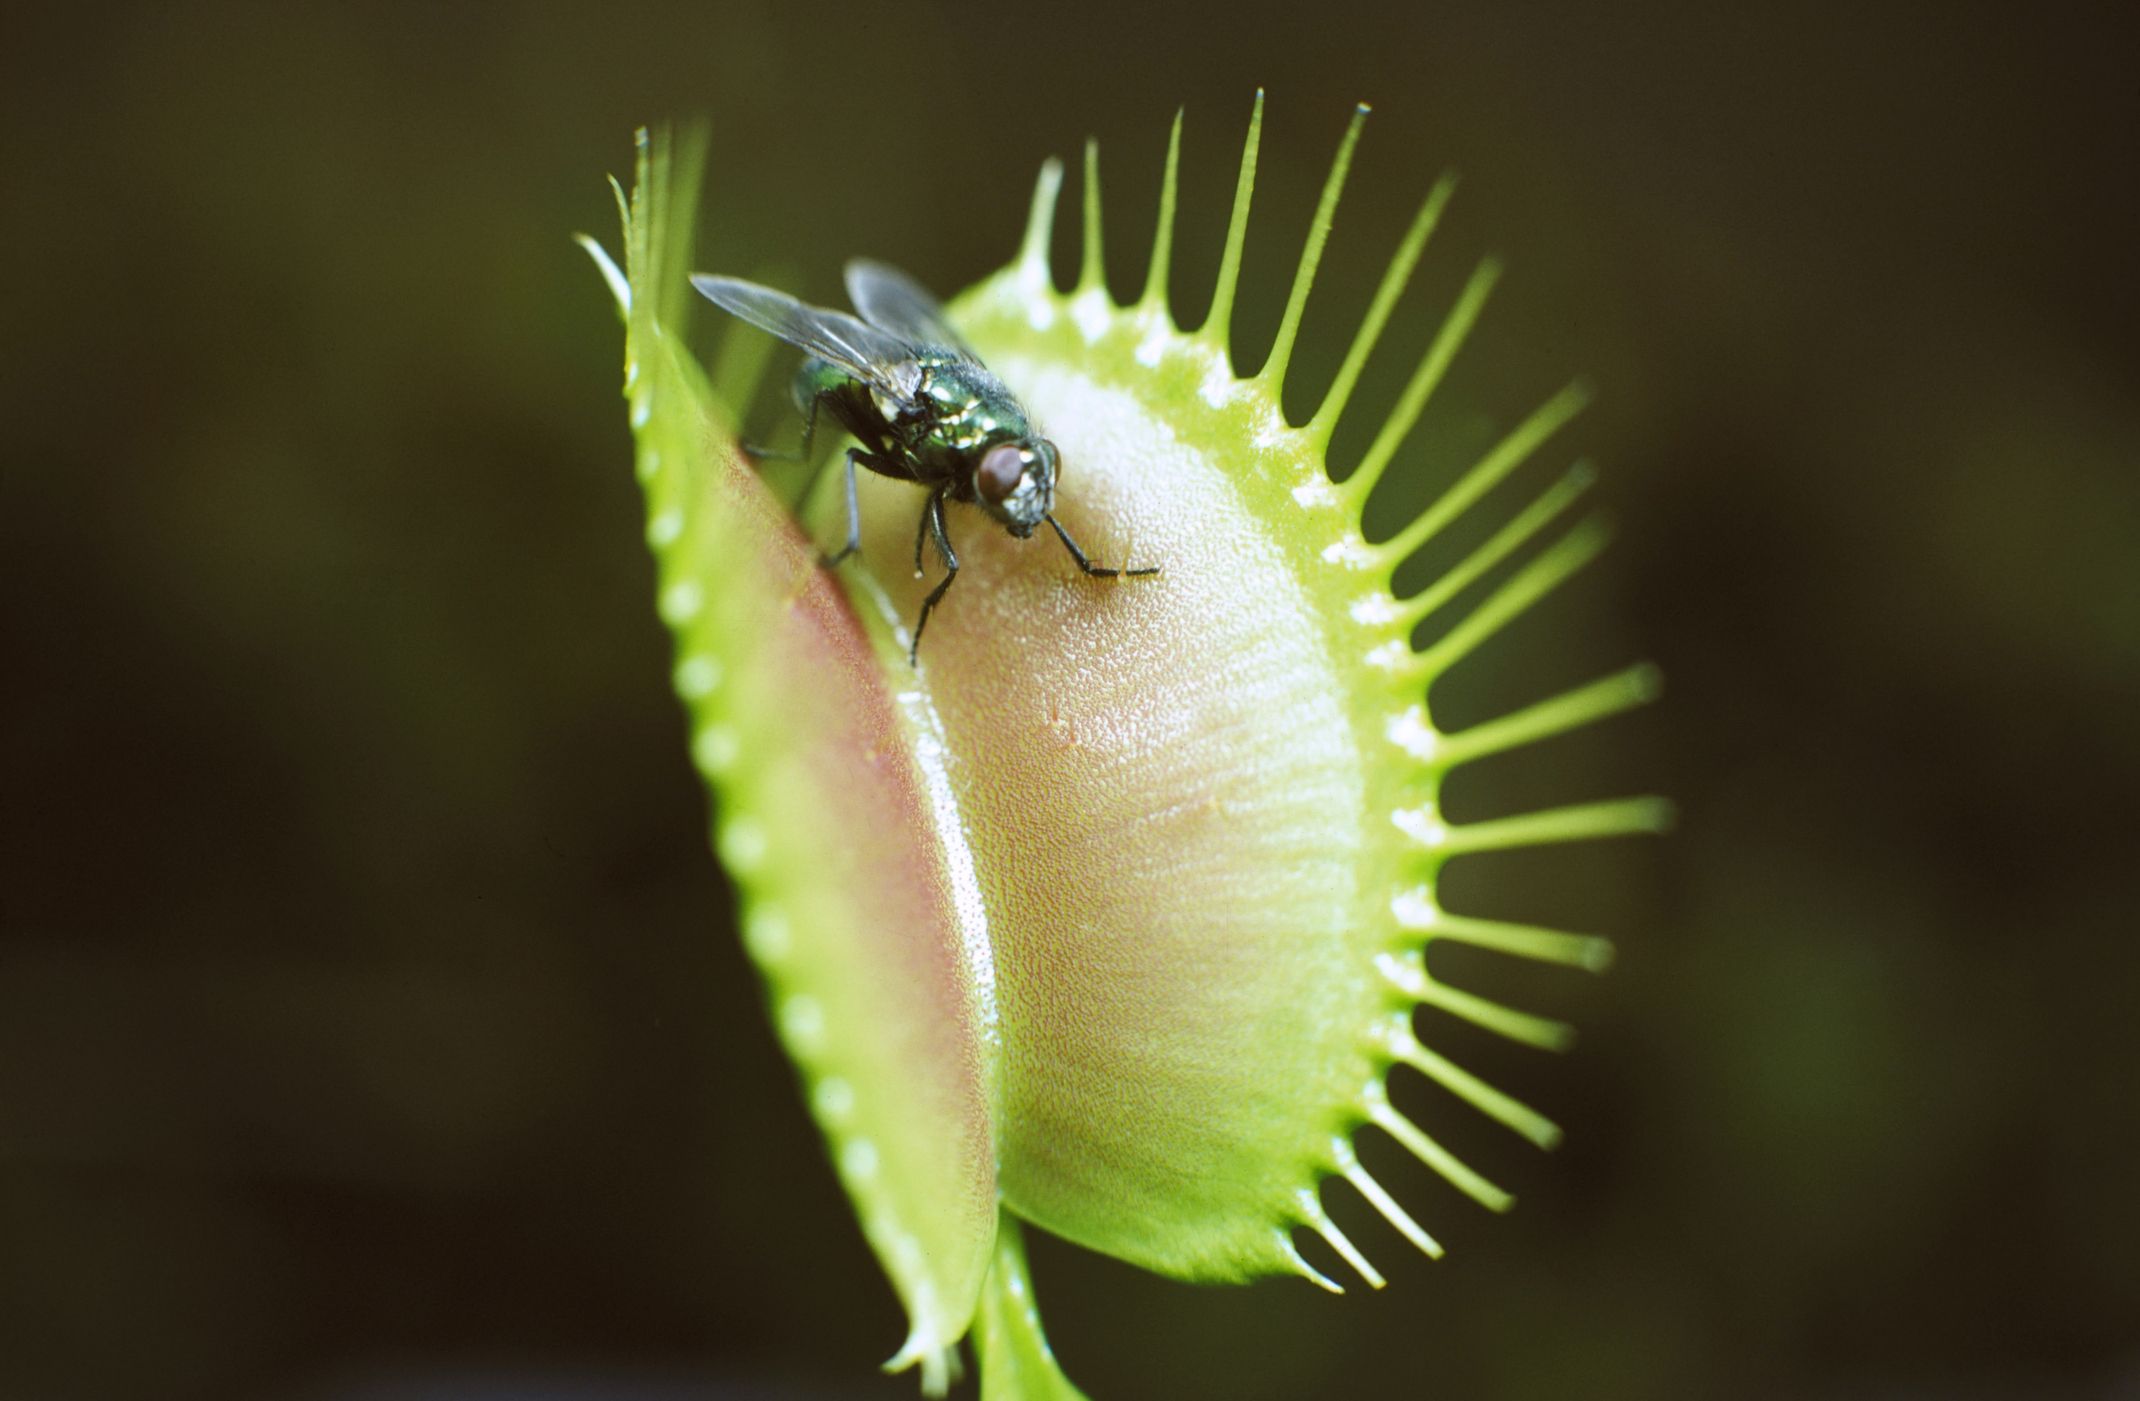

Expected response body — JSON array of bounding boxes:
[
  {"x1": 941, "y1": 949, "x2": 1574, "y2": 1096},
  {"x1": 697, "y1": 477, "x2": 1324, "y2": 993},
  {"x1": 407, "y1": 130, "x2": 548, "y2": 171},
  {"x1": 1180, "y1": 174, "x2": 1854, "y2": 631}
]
[{"x1": 4, "y1": 2, "x2": 2137, "y2": 1398}]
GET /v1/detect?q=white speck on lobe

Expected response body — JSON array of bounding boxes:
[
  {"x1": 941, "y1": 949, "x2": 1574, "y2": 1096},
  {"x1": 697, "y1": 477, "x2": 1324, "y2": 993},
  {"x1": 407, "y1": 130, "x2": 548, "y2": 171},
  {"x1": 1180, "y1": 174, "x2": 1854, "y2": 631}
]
[
  {"x1": 1385, "y1": 705, "x2": 1438, "y2": 761},
  {"x1": 659, "y1": 580, "x2": 702, "y2": 623}
]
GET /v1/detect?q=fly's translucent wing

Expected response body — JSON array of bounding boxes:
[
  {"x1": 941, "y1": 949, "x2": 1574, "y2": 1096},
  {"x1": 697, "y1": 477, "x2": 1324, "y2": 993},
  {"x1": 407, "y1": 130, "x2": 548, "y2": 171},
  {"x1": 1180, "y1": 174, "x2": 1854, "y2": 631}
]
[
  {"x1": 845, "y1": 260, "x2": 977, "y2": 359},
  {"x1": 690, "y1": 274, "x2": 918, "y2": 391}
]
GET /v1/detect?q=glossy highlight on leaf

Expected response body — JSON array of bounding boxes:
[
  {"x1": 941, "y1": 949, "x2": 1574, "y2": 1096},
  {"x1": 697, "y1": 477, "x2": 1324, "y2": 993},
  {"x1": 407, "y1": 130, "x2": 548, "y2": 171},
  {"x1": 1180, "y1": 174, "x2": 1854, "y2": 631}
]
[{"x1": 583, "y1": 100, "x2": 1665, "y2": 1397}]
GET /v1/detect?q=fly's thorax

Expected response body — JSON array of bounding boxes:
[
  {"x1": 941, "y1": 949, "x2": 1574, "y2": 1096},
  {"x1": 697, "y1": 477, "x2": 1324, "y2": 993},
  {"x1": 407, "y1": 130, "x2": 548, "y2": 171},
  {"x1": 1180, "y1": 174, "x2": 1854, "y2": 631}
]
[{"x1": 918, "y1": 360, "x2": 1031, "y2": 444}]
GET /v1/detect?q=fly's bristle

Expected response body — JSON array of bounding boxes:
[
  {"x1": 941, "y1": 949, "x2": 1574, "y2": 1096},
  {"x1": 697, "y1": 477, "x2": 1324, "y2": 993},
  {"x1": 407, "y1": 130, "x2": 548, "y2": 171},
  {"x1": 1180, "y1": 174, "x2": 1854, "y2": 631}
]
[
  {"x1": 1202, "y1": 88, "x2": 1264, "y2": 357},
  {"x1": 1342, "y1": 1162, "x2": 1445, "y2": 1259},
  {"x1": 1397, "y1": 462, "x2": 1596, "y2": 631},
  {"x1": 1377, "y1": 376, "x2": 1590, "y2": 567},
  {"x1": 1438, "y1": 796, "x2": 1677, "y2": 857},
  {"x1": 1019, "y1": 157, "x2": 1065, "y2": 297},
  {"x1": 1434, "y1": 664, "x2": 1663, "y2": 772},
  {"x1": 1367, "y1": 1096, "x2": 1514, "y2": 1213},
  {"x1": 1410, "y1": 515, "x2": 1611, "y2": 678},
  {"x1": 1079, "y1": 138, "x2": 1106, "y2": 296},
  {"x1": 1344, "y1": 257, "x2": 1503, "y2": 511},
  {"x1": 1308, "y1": 173, "x2": 1456, "y2": 446},
  {"x1": 1138, "y1": 109, "x2": 1185, "y2": 315},
  {"x1": 1259, "y1": 103, "x2": 1369, "y2": 397}
]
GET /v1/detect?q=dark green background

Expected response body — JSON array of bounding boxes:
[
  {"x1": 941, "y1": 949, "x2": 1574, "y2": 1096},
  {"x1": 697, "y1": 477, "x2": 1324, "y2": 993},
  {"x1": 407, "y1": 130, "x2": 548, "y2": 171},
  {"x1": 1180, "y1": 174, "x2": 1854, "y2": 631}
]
[{"x1": 5, "y1": 2, "x2": 2136, "y2": 1398}]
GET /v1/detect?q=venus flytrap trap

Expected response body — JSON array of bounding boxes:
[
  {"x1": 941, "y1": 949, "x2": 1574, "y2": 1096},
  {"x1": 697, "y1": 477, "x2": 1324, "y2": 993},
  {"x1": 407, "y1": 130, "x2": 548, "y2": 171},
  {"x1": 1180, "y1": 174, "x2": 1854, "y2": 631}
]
[{"x1": 582, "y1": 100, "x2": 1666, "y2": 1398}]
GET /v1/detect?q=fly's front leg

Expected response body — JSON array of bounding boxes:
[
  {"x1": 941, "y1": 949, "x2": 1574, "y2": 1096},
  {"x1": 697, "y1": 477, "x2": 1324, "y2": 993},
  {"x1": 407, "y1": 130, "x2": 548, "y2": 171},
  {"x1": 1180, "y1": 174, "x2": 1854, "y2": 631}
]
[
  {"x1": 807, "y1": 431, "x2": 899, "y2": 570},
  {"x1": 1044, "y1": 513, "x2": 1162, "y2": 579},
  {"x1": 909, "y1": 490, "x2": 959, "y2": 665}
]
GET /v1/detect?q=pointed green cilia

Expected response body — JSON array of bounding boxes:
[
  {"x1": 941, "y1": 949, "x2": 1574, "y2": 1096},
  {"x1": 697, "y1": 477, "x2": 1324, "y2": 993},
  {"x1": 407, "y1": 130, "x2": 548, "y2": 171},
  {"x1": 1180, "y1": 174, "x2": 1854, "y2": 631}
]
[{"x1": 581, "y1": 98, "x2": 1666, "y2": 1398}]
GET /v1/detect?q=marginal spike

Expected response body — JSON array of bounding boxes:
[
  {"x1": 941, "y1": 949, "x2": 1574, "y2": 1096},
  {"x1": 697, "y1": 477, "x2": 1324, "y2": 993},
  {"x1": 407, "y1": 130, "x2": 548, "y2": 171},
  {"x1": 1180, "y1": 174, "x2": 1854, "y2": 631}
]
[
  {"x1": 1139, "y1": 109, "x2": 1185, "y2": 314},
  {"x1": 1367, "y1": 1095, "x2": 1515, "y2": 1212},
  {"x1": 1018, "y1": 157, "x2": 1065, "y2": 297},
  {"x1": 637, "y1": 126, "x2": 701, "y2": 330},
  {"x1": 1438, "y1": 796, "x2": 1676, "y2": 855},
  {"x1": 1202, "y1": 88, "x2": 1264, "y2": 353},
  {"x1": 1392, "y1": 888, "x2": 1611, "y2": 969},
  {"x1": 641, "y1": 134, "x2": 667, "y2": 309},
  {"x1": 1408, "y1": 904, "x2": 1615, "y2": 972},
  {"x1": 1342, "y1": 1162, "x2": 1445, "y2": 1258},
  {"x1": 606, "y1": 173, "x2": 632, "y2": 244},
  {"x1": 1388, "y1": 1027, "x2": 1564, "y2": 1148},
  {"x1": 620, "y1": 163, "x2": 647, "y2": 287},
  {"x1": 1377, "y1": 376, "x2": 1590, "y2": 563},
  {"x1": 884, "y1": 1329, "x2": 955, "y2": 1397},
  {"x1": 1412, "y1": 516, "x2": 1611, "y2": 678},
  {"x1": 575, "y1": 234, "x2": 630, "y2": 318},
  {"x1": 1343, "y1": 257, "x2": 1502, "y2": 508},
  {"x1": 658, "y1": 124, "x2": 710, "y2": 328},
  {"x1": 1435, "y1": 663, "x2": 1662, "y2": 772},
  {"x1": 1302, "y1": 1193, "x2": 1386, "y2": 1289},
  {"x1": 1409, "y1": 969, "x2": 1577, "y2": 1051},
  {"x1": 1308, "y1": 173, "x2": 1455, "y2": 445},
  {"x1": 1259, "y1": 102, "x2": 1369, "y2": 395},
  {"x1": 1278, "y1": 1232, "x2": 1346, "y2": 1294},
  {"x1": 1398, "y1": 461, "x2": 1597, "y2": 630},
  {"x1": 1078, "y1": 138, "x2": 1106, "y2": 294}
]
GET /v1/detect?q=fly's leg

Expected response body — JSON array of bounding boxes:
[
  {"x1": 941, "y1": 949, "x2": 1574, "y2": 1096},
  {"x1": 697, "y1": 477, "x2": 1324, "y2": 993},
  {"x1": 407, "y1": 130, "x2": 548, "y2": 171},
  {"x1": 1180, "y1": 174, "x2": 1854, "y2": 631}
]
[
  {"x1": 816, "y1": 447, "x2": 868, "y2": 569},
  {"x1": 1044, "y1": 513, "x2": 1162, "y2": 579},
  {"x1": 912, "y1": 495, "x2": 935, "y2": 578},
  {"x1": 795, "y1": 392, "x2": 820, "y2": 461},
  {"x1": 740, "y1": 389, "x2": 822, "y2": 463},
  {"x1": 909, "y1": 490, "x2": 959, "y2": 665}
]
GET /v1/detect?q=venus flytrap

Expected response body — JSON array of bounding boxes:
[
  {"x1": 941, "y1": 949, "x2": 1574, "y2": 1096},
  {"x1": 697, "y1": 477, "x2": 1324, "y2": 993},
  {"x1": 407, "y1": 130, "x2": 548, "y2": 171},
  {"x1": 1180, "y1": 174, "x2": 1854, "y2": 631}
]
[{"x1": 583, "y1": 100, "x2": 1665, "y2": 1399}]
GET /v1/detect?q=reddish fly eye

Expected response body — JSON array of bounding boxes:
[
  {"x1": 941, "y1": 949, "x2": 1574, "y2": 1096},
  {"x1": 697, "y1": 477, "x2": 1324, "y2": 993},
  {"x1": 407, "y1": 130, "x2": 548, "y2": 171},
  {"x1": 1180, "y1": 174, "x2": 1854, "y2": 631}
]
[{"x1": 977, "y1": 445, "x2": 1026, "y2": 503}]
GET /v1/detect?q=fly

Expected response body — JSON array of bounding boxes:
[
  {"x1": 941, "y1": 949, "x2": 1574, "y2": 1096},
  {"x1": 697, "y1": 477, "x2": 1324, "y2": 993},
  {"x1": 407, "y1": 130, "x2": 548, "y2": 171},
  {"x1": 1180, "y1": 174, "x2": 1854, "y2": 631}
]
[{"x1": 691, "y1": 260, "x2": 1159, "y2": 662}]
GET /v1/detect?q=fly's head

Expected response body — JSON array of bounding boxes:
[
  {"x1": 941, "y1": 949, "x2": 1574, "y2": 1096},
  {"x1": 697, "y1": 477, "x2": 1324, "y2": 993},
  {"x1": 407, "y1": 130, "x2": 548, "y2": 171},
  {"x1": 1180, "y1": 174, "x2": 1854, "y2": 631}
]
[{"x1": 974, "y1": 437, "x2": 1056, "y2": 538}]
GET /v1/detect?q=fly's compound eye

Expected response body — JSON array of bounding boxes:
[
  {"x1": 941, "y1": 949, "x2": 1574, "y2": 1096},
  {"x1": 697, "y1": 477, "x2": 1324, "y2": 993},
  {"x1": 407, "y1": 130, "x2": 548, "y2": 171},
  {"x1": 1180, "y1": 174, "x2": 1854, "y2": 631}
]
[{"x1": 977, "y1": 444, "x2": 1028, "y2": 503}]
